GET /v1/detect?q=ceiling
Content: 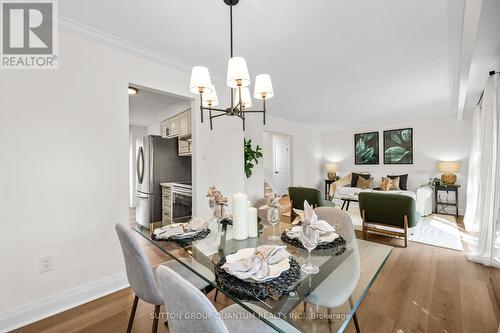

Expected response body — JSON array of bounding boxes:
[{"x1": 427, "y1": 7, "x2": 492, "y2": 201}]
[
  {"x1": 464, "y1": 0, "x2": 500, "y2": 111},
  {"x1": 61, "y1": 0, "x2": 466, "y2": 129},
  {"x1": 129, "y1": 88, "x2": 185, "y2": 127}
]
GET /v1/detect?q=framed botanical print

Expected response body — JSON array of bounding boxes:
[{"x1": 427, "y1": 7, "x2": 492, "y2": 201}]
[
  {"x1": 383, "y1": 128, "x2": 413, "y2": 164},
  {"x1": 354, "y1": 131, "x2": 379, "y2": 165}
]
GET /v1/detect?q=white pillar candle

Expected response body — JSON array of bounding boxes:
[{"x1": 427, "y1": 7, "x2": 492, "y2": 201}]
[
  {"x1": 232, "y1": 193, "x2": 248, "y2": 240},
  {"x1": 247, "y1": 207, "x2": 258, "y2": 238}
]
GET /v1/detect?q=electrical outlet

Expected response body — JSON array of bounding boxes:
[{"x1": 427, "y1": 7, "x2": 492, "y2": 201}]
[{"x1": 39, "y1": 255, "x2": 54, "y2": 273}]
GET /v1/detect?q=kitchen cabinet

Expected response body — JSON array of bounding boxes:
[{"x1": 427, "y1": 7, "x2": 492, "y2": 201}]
[
  {"x1": 178, "y1": 137, "x2": 192, "y2": 156},
  {"x1": 165, "y1": 117, "x2": 179, "y2": 138},
  {"x1": 160, "y1": 109, "x2": 191, "y2": 139},
  {"x1": 160, "y1": 120, "x2": 168, "y2": 138},
  {"x1": 162, "y1": 184, "x2": 172, "y2": 225},
  {"x1": 178, "y1": 110, "x2": 191, "y2": 138}
]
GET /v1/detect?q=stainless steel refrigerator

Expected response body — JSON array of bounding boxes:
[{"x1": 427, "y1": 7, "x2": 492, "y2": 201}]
[{"x1": 135, "y1": 135, "x2": 191, "y2": 226}]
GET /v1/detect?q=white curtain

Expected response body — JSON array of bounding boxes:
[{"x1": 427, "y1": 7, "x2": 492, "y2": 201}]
[{"x1": 464, "y1": 74, "x2": 500, "y2": 267}]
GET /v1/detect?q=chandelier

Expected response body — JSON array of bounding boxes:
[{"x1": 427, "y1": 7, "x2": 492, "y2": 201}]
[{"x1": 189, "y1": 0, "x2": 274, "y2": 131}]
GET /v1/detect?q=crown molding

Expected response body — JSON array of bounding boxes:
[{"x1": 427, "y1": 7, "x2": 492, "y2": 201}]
[{"x1": 57, "y1": 15, "x2": 193, "y2": 73}]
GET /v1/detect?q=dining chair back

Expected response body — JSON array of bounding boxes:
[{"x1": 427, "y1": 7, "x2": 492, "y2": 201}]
[
  {"x1": 306, "y1": 207, "x2": 361, "y2": 332},
  {"x1": 115, "y1": 223, "x2": 163, "y2": 305},
  {"x1": 156, "y1": 265, "x2": 230, "y2": 333},
  {"x1": 314, "y1": 206, "x2": 356, "y2": 243}
]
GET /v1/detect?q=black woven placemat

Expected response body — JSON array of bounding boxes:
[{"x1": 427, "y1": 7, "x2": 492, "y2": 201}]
[
  {"x1": 215, "y1": 256, "x2": 301, "y2": 301},
  {"x1": 281, "y1": 232, "x2": 346, "y2": 255},
  {"x1": 151, "y1": 228, "x2": 211, "y2": 247}
]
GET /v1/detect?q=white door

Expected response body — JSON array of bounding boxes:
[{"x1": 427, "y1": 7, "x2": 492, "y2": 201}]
[{"x1": 274, "y1": 142, "x2": 290, "y2": 195}]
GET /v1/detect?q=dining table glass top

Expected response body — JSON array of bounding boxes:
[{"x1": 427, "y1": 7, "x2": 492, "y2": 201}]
[{"x1": 132, "y1": 217, "x2": 392, "y2": 333}]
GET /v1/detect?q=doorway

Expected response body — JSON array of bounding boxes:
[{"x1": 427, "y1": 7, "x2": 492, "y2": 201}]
[
  {"x1": 128, "y1": 84, "x2": 194, "y2": 226},
  {"x1": 263, "y1": 131, "x2": 292, "y2": 196}
]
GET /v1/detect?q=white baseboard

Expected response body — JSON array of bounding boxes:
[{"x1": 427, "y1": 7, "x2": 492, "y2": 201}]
[{"x1": 0, "y1": 273, "x2": 129, "y2": 332}]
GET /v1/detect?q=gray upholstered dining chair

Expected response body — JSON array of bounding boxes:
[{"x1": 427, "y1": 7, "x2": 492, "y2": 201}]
[
  {"x1": 304, "y1": 207, "x2": 361, "y2": 333},
  {"x1": 155, "y1": 265, "x2": 301, "y2": 333},
  {"x1": 115, "y1": 223, "x2": 210, "y2": 333}
]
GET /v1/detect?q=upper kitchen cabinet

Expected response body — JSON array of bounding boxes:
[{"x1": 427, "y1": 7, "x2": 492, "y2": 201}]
[
  {"x1": 161, "y1": 109, "x2": 191, "y2": 139},
  {"x1": 178, "y1": 109, "x2": 191, "y2": 138}
]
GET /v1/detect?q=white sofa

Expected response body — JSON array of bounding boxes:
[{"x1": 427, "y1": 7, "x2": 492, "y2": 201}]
[{"x1": 332, "y1": 172, "x2": 433, "y2": 218}]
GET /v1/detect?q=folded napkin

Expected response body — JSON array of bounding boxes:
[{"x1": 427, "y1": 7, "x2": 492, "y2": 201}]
[
  {"x1": 293, "y1": 201, "x2": 338, "y2": 248},
  {"x1": 153, "y1": 217, "x2": 208, "y2": 240},
  {"x1": 222, "y1": 245, "x2": 291, "y2": 281},
  {"x1": 257, "y1": 193, "x2": 282, "y2": 210},
  {"x1": 286, "y1": 225, "x2": 339, "y2": 244},
  {"x1": 292, "y1": 201, "x2": 336, "y2": 235}
]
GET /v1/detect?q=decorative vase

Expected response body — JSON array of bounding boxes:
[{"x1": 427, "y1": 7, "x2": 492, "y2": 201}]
[
  {"x1": 441, "y1": 173, "x2": 457, "y2": 185},
  {"x1": 327, "y1": 172, "x2": 337, "y2": 180},
  {"x1": 214, "y1": 204, "x2": 225, "y2": 220}
]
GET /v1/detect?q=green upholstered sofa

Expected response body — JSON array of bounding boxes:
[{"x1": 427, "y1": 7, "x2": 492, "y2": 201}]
[
  {"x1": 358, "y1": 191, "x2": 421, "y2": 247},
  {"x1": 288, "y1": 186, "x2": 335, "y2": 222}
]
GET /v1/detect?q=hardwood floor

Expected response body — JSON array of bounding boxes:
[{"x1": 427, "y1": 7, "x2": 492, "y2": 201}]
[{"x1": 12, "y1": 210, "x2": 499, "y2": 333}]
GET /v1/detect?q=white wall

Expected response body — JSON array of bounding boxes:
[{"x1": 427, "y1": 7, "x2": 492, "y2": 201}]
[
  {"x1": 244, "y1": 115, "x2": 323, "y2": 202},
  {"x1": 321, "y1": 115, "x2": 472, "y2": 214},
  {"x1": 129, "y1": 125, "x2": 146, "y2": 207},
  {"x1": 0, "y1": 30, "x2": 244, "y2": 331},
  {"x1": 262, "y1": 131, "x2": 274, "y2": 187}
]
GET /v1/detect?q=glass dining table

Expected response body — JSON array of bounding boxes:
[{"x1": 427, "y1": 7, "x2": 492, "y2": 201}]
[{"x1": 132, "y1": 216, "x2": 392, "y2": 333}]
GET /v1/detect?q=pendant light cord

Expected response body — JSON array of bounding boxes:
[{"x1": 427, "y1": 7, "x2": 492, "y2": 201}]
[
  {"x1": 229, "y1": 4, "x2": 234, "y2": 111},
  {"x1": 230, "y1": 5, "x2": 233, "y2": 58}
]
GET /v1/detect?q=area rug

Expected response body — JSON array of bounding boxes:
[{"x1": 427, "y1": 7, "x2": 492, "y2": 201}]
[{"x1": 409, "y1": 214, "x2": 463, "y2": 251}]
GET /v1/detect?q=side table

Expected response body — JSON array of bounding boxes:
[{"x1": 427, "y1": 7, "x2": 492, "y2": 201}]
[
  {"x1": 434, "y1": 184, "x2": 460, "y2": 217},
  {"x1": 324, "y1": 179, "x2": 335, "y2": 200}
]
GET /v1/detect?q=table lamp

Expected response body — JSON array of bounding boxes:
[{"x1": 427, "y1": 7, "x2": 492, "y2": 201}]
[
  {"x1": 437, "y1": 161, "x2": 460, "y2": 185},
  {"x1": 326, "y1": 163, "x2": 338, "y2": 180}
]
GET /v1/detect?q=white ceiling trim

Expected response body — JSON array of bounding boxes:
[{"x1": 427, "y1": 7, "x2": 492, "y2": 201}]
[
  {"x1": 57, "y1": 15, "x2": 228, "y2": 84},
  {"x1": 457, "y1": 0, "x2": 483, "y2": 119},
  {"x1": 57, "y1": 15, "x2": 193, "y2": 73}
]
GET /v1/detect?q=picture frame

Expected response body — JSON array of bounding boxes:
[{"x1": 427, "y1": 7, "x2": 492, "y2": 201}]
[
  {"x1": 383, "y1": 128, "x2": 413, "y2": 164},
  {"x1": 354, "y1": 131, "x2": 379, "y2": 165}
]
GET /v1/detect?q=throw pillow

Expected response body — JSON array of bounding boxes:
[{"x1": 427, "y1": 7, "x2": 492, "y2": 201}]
[
  {"x1": 380, "y1": 177, "x2": 394, "y2": 191},
  {"x1": 356, "y1": 176, "x2": 373, "y2": 189},
  {"x1": 351, "y1": 172, "x2": 371, "y2": 187},
  {"x1": 388, "y1": 174, "x2": 408, "y2": 190},
  {"x1": 389, "y1": 176, "x2": 401, "y2": 190}
]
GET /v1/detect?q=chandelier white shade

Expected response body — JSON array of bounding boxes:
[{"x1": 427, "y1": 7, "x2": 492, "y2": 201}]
[
  {"x1": 190, "y1": 66, "x2": 213, "y2": 94},
  {"x1": 234, "y1": 87, "x2": 252, "y2": 109},
  {"x1": 189, "y1": 0, "x2": 273, "y2": 131},
  {"x1": 227, "y1": 57, "x2": 251, "y2": 88},
  {"x1": 254, "y1": 74, "x2": 274, "y2": 99},
  {"x1": 202, "y1": 84, "x2": 219, "y2": 107}
]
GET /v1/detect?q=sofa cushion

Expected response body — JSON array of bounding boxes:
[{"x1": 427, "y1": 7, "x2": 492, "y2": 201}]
[
  {"x1": 356, "y1": 176, "x2": 373, "y2": 189},
  {"x1": 388, "y1": 174, "x2": 408, "y2": 190},
  {"x1": 351, "y1": 173, "x2": 371, "y2": 187},
  {"x1": 380, "y1": 177, "x2": 394, "y2": 191}
]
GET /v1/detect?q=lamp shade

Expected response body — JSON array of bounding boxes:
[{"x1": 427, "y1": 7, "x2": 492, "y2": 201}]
[
  {"x1": 438, "y1": 161, "x2": 460, "y2": 172},
  {"x1": 325, "y1": 163, "x2": 338, "y2": 172},
  {"x1": 254, "y1": 74, "x2": 274, "y2": 99},
  {"x1": 202, "y1": 84, "x2": 218, "y2": 107},
  {"x1": 234, "y1": 87, "x2": 252, "y2": 109},
  {"x1": 226, "y1": 57, "x2": 250, "y2": 88},
  {"x1": 190, "y1": 66, "x2": 212, "y2": 94}
]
